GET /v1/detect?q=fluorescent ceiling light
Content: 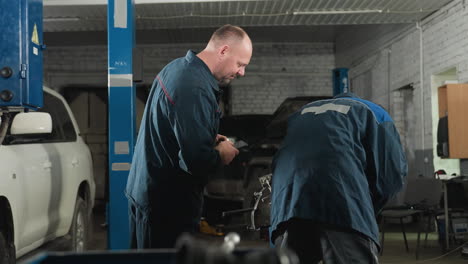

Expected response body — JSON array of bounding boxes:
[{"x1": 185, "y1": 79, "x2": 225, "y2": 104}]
[
  {"x1": 44, "y1": 0, "x2": 103, "y2": 5},
  {"x1": 43, "y1": 17, "x2": 81, "y2": 22},
  {"x1": 293, "y1": 9, "x2": 383, "y2": 15}
]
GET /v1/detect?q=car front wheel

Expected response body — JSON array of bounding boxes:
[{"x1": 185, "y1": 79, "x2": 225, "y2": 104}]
[{"x1": 69, "y1": 197, "x2": 88, "y2": 252}]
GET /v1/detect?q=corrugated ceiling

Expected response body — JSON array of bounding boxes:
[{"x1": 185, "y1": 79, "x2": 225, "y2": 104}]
[{"x1": 43, "y1": 0, "x2": 454, "y2": 32}]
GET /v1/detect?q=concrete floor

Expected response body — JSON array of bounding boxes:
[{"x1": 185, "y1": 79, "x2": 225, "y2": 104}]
[
  {"x1": 19, "y1": 202, "x2": 468, "y2": 264},
  {"x1": 379, "y1": 232, "x2": 467, "y2": 264}
]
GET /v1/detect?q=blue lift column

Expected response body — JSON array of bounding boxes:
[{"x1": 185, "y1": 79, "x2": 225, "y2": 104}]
[
  {"x1": 0, "y1": 0, "x2": 44, "y2": 110},
  {"x1": 107, "y1": 0, "x2": 136, "y2": 249},
  {"x1": 332, "y1": 68, "x2": 349, "y2": 96}
]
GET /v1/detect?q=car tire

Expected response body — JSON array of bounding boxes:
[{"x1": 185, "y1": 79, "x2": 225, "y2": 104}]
[
  {"x1": 69, "y1": 197, "x2": 88, "y2": 252},
  {"x1": 243, "y1": 166, "x2": 271, "y2": 230},
  {"x1": 0, "y1": 230, "x2": 15, "y2": 264}
]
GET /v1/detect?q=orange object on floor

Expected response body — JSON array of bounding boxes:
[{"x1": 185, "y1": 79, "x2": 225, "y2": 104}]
[{"x1": 199, "y1": 219, "x2": 224, "y2": 236}]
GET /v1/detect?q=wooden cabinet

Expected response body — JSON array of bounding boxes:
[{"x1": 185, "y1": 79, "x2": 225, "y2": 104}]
[{"x1": 438, "y1": 84, "x2": 468, "y2": 158}]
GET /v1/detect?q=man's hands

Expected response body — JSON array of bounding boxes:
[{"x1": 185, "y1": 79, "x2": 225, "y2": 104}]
[
  {"x1": 215, "y1": 134, "x2": 239, "y2": 165},
  {"x1": 216, "y1": 134, "x2": 228, "y2": 143}
]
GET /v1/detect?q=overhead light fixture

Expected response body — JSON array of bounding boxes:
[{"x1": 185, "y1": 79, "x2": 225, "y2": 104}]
[
  {"x1": 43, "y1": 17, "x2": 81, "y2": 22},
  {"x1": 293, "y1": 9, "x2": 383, "y2": 15}
]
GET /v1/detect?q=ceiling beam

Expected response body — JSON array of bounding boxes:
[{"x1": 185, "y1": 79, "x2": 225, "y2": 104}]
[{"x1": 43, "y1": 0, "x2": 263, "y2": 6}]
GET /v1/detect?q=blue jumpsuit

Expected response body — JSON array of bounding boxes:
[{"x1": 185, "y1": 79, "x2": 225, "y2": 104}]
[
  {"x1": 126, "y1": 50, "x2": 222, "y2": 248},
  {"x1": 270, "y1": 93, "x2": 407, "y2": 261}
]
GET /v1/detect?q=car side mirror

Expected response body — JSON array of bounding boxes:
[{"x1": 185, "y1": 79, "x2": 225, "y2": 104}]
[{"x1": 11, "y1": 112, "x2": 52, "y2": 135}]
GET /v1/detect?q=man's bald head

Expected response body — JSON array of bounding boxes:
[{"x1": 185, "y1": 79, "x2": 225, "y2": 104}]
[
  {"x1": 198, "y1": 24, "x2": 252, "y2": 85},
  {"x1": 207, "y1": 24, "x2": 250, "y2": 49}
]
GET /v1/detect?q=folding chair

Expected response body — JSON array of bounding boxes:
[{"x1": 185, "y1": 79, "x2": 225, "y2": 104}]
[{"x1": 379, "y1": 176, "x2": 442, "y2": 259}]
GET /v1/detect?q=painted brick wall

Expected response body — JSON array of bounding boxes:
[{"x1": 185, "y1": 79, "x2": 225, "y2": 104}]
[
  {"x1": 423, "y1": 0, "x2": 468, "y2": 84},
  {"x1": 231, "y1": 43, "x2": 335, "y2": 114},
  {"x1": 43, "y1": 42, "x2": 335, "y2": 115},
  {"x1": 335, "y1": 0, "x2": 468, "y2": 179}
]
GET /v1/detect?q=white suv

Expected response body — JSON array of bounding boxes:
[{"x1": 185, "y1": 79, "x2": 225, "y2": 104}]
[{"x1": 0, "y1": 86, "x2": 95, "y2": 263}]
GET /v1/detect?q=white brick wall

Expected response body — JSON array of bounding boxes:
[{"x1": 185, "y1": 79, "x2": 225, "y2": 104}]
[
  {"x1": 335, "y1": 0, "x2": 468, "y2": 178},
  {"x1": 44, "y1": 42, "x2": 335, "y2": 115},
  {"x1": 424, "y1": 0, "x2": 468, "y2": 84},
  {"x1": 232, "y1": 43, "x2": 335, "y2": 114}
]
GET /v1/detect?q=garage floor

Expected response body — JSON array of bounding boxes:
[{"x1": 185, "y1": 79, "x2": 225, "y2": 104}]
[{"x1": 19, "y1": 201, "x2": 467, "y2": 264}]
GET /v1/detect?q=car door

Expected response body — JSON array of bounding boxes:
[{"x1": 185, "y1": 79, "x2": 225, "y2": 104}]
[
  {"x1": 2, "y1": 120, "x2": 53, "y2": 250},
  {"x1": 40, "y1": 90, "x2": 85, "y2": 234},
  {"x1": 35, "y1": 91, "x2": 74, "y2": 236}
]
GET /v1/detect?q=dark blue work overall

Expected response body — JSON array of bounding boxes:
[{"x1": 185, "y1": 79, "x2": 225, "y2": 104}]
[
  {"x1": 126, "y1": 50, "x2": 222, "y2": 248},
  {"x1": 271, "y1": 94, "x2": 407, "y2": 263}
]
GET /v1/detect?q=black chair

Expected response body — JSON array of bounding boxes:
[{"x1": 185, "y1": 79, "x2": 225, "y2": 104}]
[
  {"x1": 379, "y1": 177, "x2": 442, "y2": 259},
  {"x1": 436, "y1": 176, "x2": 468, "y2": 251}
]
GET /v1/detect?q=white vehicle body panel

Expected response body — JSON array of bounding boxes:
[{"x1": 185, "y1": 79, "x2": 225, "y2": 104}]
[{"x1": 0, "y1": 86, "x2": 95, "y2": 258}]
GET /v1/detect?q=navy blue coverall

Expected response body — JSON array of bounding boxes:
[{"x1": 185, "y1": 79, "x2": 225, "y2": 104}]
[
  {"x1": 126, "y1": 50, "x2": 223, "y2": 248},
  {"x1": 270, "y1": 93, "x2": 407, "y2": 263}
]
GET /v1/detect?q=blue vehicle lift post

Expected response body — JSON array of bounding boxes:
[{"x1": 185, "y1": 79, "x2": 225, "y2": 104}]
[
  {"x1": 332, "y1": 68, "x2": 349, "y2": 96},
  {"x1": 0, "y1": 0, "x2": 44, "y2": 111},
  {"x1": 107, "y1": 0, "x2": 136, "y2": 249}
]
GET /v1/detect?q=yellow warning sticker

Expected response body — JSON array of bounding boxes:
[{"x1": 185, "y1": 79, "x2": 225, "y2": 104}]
[{"x1": 31, "y1": 23, "x2": 39, "y2": 45}]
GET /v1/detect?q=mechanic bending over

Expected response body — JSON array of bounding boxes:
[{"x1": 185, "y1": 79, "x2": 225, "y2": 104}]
[
  {"x1": 271, "y1": 93, "x2": 407, "y2": 264},
  {"x1": 125, "y1": 24, "x2": 253, "y2": 249}
]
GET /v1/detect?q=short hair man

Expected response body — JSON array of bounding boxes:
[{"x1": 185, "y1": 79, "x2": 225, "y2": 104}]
[{"x1": 126, "y1": 25, "x2": 253, "y2": 249}]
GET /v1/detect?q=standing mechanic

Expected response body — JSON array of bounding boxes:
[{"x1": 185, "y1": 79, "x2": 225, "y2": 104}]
[
  {"x1": 126, "y1": 25, "x2": 253, "y2": 249},
  {"x1": 270, "y1": 93, "x2": 407, "y2": 263}
]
